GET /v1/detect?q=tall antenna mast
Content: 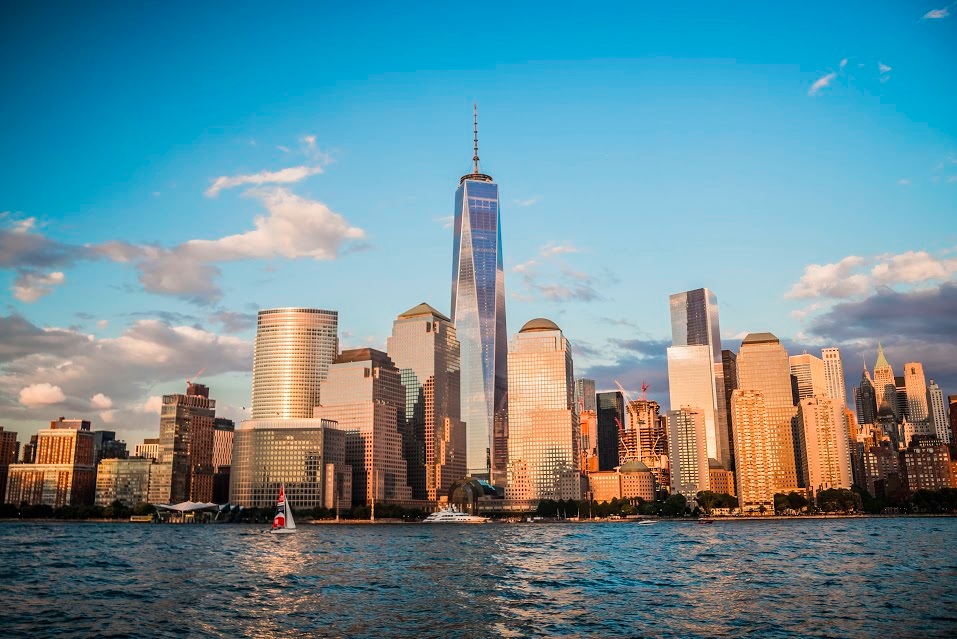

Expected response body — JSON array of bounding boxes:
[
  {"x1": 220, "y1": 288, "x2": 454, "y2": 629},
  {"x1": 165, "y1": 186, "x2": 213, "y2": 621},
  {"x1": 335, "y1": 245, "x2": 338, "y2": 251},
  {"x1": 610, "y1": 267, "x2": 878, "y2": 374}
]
[{"x1": 472, "y1": 103, "x2": 480, "y2": 174}]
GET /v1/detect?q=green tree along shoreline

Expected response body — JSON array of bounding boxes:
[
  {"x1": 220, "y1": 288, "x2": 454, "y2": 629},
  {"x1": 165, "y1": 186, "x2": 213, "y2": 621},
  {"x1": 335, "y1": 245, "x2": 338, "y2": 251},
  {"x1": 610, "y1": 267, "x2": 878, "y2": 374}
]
[{"x1": 2, "y1": 487, "x2": 956, "y2": 521}]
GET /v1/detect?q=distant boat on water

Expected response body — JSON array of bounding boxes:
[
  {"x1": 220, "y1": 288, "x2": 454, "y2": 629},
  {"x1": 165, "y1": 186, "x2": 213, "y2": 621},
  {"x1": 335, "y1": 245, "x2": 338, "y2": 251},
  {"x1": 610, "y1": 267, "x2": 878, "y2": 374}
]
[
  {"x1": 270, "y1": 484, "x2": 297, "y2": 534},
  {"x1": 637, "y1": 519, "x2": 658, "y2": 526}
]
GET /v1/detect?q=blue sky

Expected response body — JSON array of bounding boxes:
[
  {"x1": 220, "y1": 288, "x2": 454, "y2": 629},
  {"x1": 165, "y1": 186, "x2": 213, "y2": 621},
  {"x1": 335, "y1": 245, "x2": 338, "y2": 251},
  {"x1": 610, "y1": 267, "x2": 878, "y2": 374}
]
[{"x1": 1, "y1": 2, "x2": 956, "y2": 443}]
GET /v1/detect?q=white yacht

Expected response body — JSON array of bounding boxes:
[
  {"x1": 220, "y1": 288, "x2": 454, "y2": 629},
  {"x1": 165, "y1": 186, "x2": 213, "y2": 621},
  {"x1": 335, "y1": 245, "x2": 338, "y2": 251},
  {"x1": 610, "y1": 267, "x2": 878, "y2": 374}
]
[{"x1": 422, "y1": 505, "x2": 489, "y2": 524}]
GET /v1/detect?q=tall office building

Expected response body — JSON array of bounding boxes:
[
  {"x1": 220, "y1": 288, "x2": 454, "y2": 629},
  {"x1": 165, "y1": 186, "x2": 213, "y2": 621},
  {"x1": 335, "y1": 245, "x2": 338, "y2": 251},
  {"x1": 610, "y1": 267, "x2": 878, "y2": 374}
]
[
  {"x1": 873, "y1": 344, "x2": 898, "y2": 420},
  {"x1": 796, "y1": 397, "x2": 852, "y2": 493},
  {"x1": 721, "y1": 349, "x2": 738, "y2": 472},
  {"x1": 386, "y1": 303, "x2": 466, "y2": 501},
  {"x1": 737, "y1": 333, "x2": 799, "y2": 492},
  {"x1": 927, "y1": 380, "x2": 949, "y2": 444},
  {"x1": 667, "y1": 344, "x2": 723, "y2": 463},
  {"x1": 0, "y1": 427, "x2": 19, "y2": 505},
  {"x1": 450, "y1": 107, "x2": 508, "y2": 484},
  {"x1": 575, "y1": 379, "x2": 597, "y2": 412},
  {"x1": 580, "y1": 409, "x2": 599, "y2": 472},
  {"x1": 666, "y1": 408, "x2": 709, "y2": 499},
  {"x1": 151, "y1": 382, "x2": 216, "y2": 504},
  {"x1": 789, "y1": 353, "x2": 827, "y2": 401},
  {"x1": 5, "y1": 425, "x2": 95, "y2": 507},
  {"x1": 504, "y1": 319, "x2": 581, "y2": 502},
  {"x1": 822, "y1": 347, "x2": 847, "y2": 408},
  {"x1": 596, "y1": 391, "x2": 625, "y2": 471},
  {"x1": 895, "y1": 377, "x2": 910, "y2": 422},
  {"x1": 903, "y1": 363, "x2": 929, "y2": 424},
  {"x1": 668, "y1": 288, "x2": 730, "y2": 469},
  {"x1": 251, "y1": 308, "x2": 338, "y2": 420},
  {"x1": 854, "y1": 364, "x2": 878, "y2": 426},
  {"x1": 730, "y1": 390, "x2": 775, "y2": 513},
  {"x1": 315, "y1": 349, "x2": 412, "y2": 506}
]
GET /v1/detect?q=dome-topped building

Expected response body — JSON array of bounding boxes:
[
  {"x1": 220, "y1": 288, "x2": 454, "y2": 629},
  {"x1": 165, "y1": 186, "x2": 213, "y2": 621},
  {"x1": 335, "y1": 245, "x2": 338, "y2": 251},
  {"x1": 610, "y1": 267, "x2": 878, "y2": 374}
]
[{"x1": 519, "y1": 318, "x2": 560, "y2": 333}]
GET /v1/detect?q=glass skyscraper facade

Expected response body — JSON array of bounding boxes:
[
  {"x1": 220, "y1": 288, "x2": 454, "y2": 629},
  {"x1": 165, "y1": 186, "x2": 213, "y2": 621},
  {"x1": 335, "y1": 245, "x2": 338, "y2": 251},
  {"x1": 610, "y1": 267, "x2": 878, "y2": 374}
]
[
  {"x1": 668, "y1": 288, "x2": 731, "y2": 470},
  {"x1": 596, "y1": 391, "x2": 625, "y2": 471},
  {"x1": 450, "y1": 117, "x2": 508, "y2": 483},
  {"x1": 504, "y1": 318, "x2": 581, "y2": 502}
]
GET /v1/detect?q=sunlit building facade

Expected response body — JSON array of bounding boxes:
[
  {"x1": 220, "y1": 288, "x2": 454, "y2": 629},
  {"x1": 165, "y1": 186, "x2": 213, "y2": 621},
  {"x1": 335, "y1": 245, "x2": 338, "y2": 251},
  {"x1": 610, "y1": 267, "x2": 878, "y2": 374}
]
[
  {"x1": 0, "y1": 427, "x2": 18, "y2": 505},
  {"x1": 902, "y1": 362, "x2": 929, "y2": 425},
  {"x1": 737, "y1": 333, "x2": 799, "y2": 493},
  {"x1": 666, "y1": 407, "x2": 709, "y2": 499},
  {"x1": 450, "y1": 111, "x2": 508, "y2": 483},
  {"x1": 873, "y1": 344, "x2": 898, "y2": 420},
  {"x1": 387, "y1": 303, "x2": 467, "y2": 500},
  {"x1": 627, "y1": 399, "x2": 667, "y2": 491},
  {"x1": 230, "y1": 418, "x2": 350, "y2": 512},
  {"x1": 669, "y1": 288, "x2": 730, "y2": 469},
  {"x1": 731, "y1": 389, "x2": 775, "y2": 513},
  {"x1": 95, "y1": 457, "x2": 154, "y2": 506},
  {"x1": 133, "y1": 438, "x2": 159, "y2": 460},
  {"x1": 5, "y1": 425, "x2": 95, "y2": 507},
  {"x1": 928, "y1": 380, "x2": 949, "y2": 444},
  {"x1": 789, "y1": 353, "x2": 827, "y2": 402},
  {"x1": 796, "y1": 396, "x2": 852, "y2": 493},
  {"x1": 505, "y1": 319, "x2": 581, "y2": 502},
  {"x1": 315, "y1": 349, "x2": 412, "y2": 506},
  {"x1": 575, "y1": 378, "x2": 597, "y2": 412},
  {"x1": 251, "y1": 307, "x2": 338, "y2": 420},
  {"x1": 822, "y1": 347, "x2": 847, "y2": 408}
]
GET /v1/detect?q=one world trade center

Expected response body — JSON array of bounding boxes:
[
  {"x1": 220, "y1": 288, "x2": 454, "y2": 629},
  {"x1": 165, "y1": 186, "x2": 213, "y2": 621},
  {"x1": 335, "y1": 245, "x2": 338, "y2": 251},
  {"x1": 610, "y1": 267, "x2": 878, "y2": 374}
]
[{"x1": 450, "y1": 105, "x2": 508, "y2": 484}]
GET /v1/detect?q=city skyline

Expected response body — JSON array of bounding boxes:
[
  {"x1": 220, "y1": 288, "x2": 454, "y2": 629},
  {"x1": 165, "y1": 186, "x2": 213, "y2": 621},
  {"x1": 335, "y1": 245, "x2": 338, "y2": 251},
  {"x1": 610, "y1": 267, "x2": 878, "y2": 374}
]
[{"x1": 1, "y1": 3, "x2": 956, "y2": 445}]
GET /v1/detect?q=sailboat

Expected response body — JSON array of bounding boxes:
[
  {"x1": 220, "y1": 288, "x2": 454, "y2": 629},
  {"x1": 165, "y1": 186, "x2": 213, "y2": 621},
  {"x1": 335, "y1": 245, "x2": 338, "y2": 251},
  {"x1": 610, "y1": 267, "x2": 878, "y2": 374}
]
[{"x1": 270, "y1": 484, "x2": 297, "y2": 534}]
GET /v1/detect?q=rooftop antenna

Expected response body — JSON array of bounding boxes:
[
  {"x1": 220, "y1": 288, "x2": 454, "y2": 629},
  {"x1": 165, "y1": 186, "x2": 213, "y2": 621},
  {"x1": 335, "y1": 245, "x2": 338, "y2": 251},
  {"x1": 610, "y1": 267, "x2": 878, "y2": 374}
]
[{"x1": 472, "y1": 103, "x2": 480, "y2": 174}]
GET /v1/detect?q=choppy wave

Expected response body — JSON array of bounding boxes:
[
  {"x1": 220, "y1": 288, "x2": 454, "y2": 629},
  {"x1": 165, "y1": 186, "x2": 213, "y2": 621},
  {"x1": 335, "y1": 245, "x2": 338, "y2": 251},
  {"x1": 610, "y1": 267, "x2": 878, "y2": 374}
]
[{"x1": 2, "y1": 518, "x2": 956, "y2": 638}]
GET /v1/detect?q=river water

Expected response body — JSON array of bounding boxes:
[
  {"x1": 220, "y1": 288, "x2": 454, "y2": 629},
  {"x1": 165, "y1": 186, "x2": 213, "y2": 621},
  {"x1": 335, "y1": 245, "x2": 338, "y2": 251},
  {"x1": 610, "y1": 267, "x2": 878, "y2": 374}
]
[{"x1": 1, "y1": 517, "x2": 955, "y2": 638}]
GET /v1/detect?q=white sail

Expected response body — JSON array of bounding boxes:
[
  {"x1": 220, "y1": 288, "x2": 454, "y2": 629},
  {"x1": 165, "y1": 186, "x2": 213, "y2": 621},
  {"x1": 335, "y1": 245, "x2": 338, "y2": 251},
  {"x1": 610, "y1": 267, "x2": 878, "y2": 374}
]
[{"x1": 286, "y1": 497, "x2": 296, "y2": 530}]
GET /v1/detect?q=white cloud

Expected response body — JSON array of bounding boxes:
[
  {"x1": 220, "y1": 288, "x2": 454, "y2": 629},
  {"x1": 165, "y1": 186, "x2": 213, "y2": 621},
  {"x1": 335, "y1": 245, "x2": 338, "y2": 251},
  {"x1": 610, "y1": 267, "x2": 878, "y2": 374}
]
[
  {"x1": 90, "y1": 393, "x2": 113, "y2": 409},
  {"x1": 808, "y1": 72, "x2": 837, "y2": 96},
  {"x1": 276, "y1": 145, "x2": 291, "y2": 153},
  {"x1": 921, "y1": 8, "x2": 950, "y2": 20},
  {"x1": 898, "y1": 178, "x2": 911, "y2": 186},
  {"x1": 205, "y1": 165, "x2": 324, "y2": 197},
  {"x1": 141, "y1": 396, "x2": 164, "y2": 415},
  {"x1": 99, "y1": 410, "x2": 116, "y2": 423},
  {"x1": 433, "y1": 215, "x2": 454, "y2": 230},
  {"x1": 19, "y1": 383, "x2": 66, "y2": 407},
  {"x1": 13, "y1": 270, "x2": 65, "y2": 302},
  {"x1": 878, "y1": 62, "x2": 892, "y2": 74},
  {"x1": 785, "y1": 256, "x2": 869, "y2": 299},
  {"x1": 96, "y1": 319, "x2": 109, "y2": 329},
  {"x1": 871, "y1": 250, "x2": 957, "y2": 285},
  {"x1": 840, "y1": 58, "x2": 849, "y2": 69}
]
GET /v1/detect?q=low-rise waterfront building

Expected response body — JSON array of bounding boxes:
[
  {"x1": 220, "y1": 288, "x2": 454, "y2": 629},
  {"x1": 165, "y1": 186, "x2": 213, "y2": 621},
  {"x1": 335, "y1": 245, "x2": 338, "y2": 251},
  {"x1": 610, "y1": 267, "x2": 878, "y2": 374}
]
[
  {"x1": 587, "y1": 460, "x2": 656, "y2": 503},
  {"x1": 230, "y1": 418, "x2": 351, "y2": 513},
  {"x1": 95, "y1": 457, "x2": 154, "y2": 506},
  {"x1": 708, "y1": 459, "x2": 735, "y2": 496}
]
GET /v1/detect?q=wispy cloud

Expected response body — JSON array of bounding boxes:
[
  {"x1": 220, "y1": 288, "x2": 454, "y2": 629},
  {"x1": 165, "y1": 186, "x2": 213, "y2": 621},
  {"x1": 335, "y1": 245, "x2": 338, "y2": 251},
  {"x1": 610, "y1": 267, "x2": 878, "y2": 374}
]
[
  {"x1": 513, "y1": 196, "x2": 541, "y2": 207},
  {"x1": 205, "y1": 165, "x2": 324, "y2": 197},
  {"x1": 808, "y1": 72, "x2": 837, "y2": 96},
  {"x1": 920, "y1": 6, "x2": 951, "y2": 20},
  {"x1": 878, "y1": 62, "x2": 892, "y2": 74},
  {"x1": 897, "y1": 178, "x2": 911, "y2": 186},
  {"x1": 540, "y1": 242, "x2": 582, "y2": 257},
  {"x1": 433, "y1": 215, "x2": 454, "y2": 230}
]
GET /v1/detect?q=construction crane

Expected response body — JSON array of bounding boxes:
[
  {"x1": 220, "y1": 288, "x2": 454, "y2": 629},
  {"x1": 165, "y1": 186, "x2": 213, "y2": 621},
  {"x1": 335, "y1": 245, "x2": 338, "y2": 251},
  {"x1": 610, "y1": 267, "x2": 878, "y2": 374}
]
[
  {"x1": 641, "y1": 381, "x2": 650, "y2": 401},
  {"x1": 186, "y1": 366, "x2": 206, "y2": 386}
]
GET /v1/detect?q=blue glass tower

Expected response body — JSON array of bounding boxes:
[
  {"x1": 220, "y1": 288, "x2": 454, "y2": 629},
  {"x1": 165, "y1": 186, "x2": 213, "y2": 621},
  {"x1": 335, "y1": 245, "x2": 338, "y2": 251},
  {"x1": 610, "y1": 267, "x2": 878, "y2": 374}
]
[{"x1": 450, "y1": 105, "x2": 508, "y2": 483}]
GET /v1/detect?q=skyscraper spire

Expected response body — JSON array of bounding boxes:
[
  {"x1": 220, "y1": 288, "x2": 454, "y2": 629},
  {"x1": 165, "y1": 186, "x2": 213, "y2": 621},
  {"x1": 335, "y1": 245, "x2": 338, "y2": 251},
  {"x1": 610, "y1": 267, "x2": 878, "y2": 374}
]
[
  {"x1": 875, "y1": 342, "x2": 890, "y2": 370},
  {"x1": 472, "y1": 103, "x2": 480, "y2": 174}
]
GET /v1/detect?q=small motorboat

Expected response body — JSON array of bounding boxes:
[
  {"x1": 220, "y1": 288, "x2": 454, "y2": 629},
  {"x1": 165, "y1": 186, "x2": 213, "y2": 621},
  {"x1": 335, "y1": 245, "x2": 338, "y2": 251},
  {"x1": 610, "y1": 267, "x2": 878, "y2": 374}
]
[
  {"x1": 698, "y1": 518, "x2": 715, "y2": 525},
  {"x1": 637, "y1": 519, "x2": 658, "y2": 526}
]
